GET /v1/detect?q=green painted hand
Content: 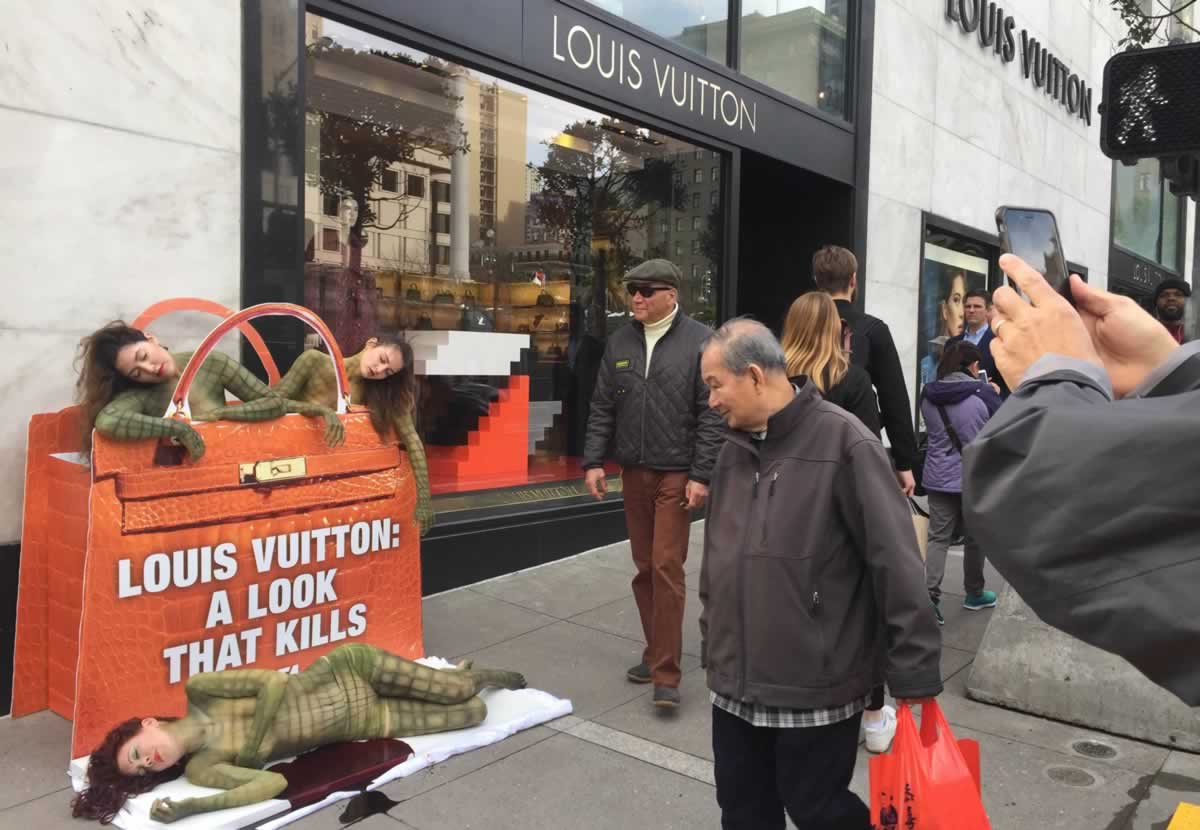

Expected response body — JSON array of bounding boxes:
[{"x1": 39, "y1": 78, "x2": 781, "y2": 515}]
[
  {"x1": 175, "y1": 424, "x2": 206, "y2": 461},
  {"x1": 150, "y1": 797, "x2": 195, "y2": 824}
]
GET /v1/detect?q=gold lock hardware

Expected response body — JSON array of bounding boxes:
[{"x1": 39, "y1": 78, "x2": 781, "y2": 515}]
[{"x1": 239, "y1": 456, "x2": 307, "y2": 485}]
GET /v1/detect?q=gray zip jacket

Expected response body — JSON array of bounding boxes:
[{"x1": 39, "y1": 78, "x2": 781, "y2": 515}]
[
  {"x1": 699, "y1": 380, "x2": 943, "y2": 709},
  {"x1": 963, "y1": 341, "x2": 1200, "y2": 705}
]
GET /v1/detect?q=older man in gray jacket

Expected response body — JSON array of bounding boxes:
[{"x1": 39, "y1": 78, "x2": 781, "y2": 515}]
[{"x1": 699, "y1": 319, "x2": 942, "y2": 829}]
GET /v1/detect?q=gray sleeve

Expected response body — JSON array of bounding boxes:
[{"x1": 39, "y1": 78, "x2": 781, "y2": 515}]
[
  {"x1": 1127, "y1": 341, "x2": 1200, "y2": 398},
  {"x1": 962, "y1": 363, "x2": 1200, "y2": 704},
  {"x1": 836, "y1": 439, "x2": 943, "y2": 699}
]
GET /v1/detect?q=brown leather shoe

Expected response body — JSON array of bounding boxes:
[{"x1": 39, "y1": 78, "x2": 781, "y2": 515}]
[{"x1": 626, "y1": 662, "x2": 651, "y2": 684}]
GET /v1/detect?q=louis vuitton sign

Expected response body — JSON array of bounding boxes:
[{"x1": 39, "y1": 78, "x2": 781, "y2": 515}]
[{"x1": 945, "y1": 0, "x2": 1094, "y2": 125}]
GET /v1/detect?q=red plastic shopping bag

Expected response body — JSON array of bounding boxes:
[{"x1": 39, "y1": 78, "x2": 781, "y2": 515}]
[{"x1": 869, "y1": 701, "x2": 990, "y2": 830}]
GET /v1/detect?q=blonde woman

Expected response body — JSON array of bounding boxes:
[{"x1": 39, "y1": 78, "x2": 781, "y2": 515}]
[
  {"x1": 781, "y1": 292, "x2": 880, "y2": 437},
  {"x1": 780, "y1": 291, "x2": 897, "y2": 752}
]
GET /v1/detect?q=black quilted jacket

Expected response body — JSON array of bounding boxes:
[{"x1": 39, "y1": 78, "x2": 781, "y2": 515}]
[{"x1": 582, "y1": 311, "x2": 725, "y2": 482}]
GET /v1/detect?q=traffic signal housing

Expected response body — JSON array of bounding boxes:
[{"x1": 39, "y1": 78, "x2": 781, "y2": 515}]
[{"x1": 1100, "y1": 41, "x2": 1200, "y2": 196}]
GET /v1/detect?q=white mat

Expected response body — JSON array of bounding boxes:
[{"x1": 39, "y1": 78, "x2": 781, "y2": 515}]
[{"x1": 69, "y1": 659, "x2": 572, "y2": 830}]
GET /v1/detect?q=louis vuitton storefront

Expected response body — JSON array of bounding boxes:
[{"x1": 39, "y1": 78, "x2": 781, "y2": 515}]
[{"x1": 242, "y1": 0, "x2": 877, "y2": 593}]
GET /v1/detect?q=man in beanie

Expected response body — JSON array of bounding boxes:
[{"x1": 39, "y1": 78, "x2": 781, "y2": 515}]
[
  {"x1": 583, "y1": 258, "x2": 725, "y2": 709},
  {"x1": 1154, "y1": 278, "x2": 1191, "y2": 344}
]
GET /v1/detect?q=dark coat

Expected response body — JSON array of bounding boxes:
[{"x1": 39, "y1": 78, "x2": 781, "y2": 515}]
[
  {"x1": 700, "y1": 380, "x2": 943, "y2": 708},
  {"x1": 834, "y1": 300, "x2": 919, "y2": 471},
  {"x1": 947, "y1": 327, "x2": 1009, "y2": 397},
  {"x1": 582, "y1": 310, "x2": 725, "y2": 482},
  {"x1": 795, "y1": 366, "x2": 882, "y2": 438}
]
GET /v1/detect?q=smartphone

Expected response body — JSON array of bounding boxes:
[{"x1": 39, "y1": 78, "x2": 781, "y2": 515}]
[
  {"x1": 978, "y1": 369, "x2": 990, "y2": 384},
  {"x1": 995, "y1": 207, "x2": 1073, "y2": 305}
]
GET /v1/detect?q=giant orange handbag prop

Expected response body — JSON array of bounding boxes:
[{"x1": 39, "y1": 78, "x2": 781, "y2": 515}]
[{"x1": 15, "y1": 303, "x2": 423, "y2": 758}]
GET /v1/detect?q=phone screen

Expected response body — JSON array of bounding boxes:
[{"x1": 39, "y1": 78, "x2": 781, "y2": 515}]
[
  {"x1": 997, "y1": 208, "x2": 1070, "y2": 299},
  {"x1": 979, "y1": 369, "x2": 989, "y2": 384}
]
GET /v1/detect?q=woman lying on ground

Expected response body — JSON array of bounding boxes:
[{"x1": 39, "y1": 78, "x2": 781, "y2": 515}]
[{"x1": 72, "y1": 643, "x2": 526, "y2": 824}]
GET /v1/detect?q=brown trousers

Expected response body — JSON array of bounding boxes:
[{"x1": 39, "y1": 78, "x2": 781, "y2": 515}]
[{"x1": 622, "y1": 466, "x2": 690, "y2": 689}]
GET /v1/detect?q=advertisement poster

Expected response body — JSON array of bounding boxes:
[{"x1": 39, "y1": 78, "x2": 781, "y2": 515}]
[{"x1": 917, "y1": 243, "x2": 990, "y2": 420}]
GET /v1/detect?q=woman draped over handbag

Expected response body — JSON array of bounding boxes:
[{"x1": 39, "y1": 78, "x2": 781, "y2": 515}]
[
  {"x1": 273, "y1": 335, "x2": 434, "y2": 535},
  {"x1": 76, "y1": 322, "x2": 345, "y2": 462}
]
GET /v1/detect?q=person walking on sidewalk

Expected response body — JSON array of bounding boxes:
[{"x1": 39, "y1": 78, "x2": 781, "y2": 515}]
[
  {"x1": 920, "y1": 341, "x2": 1002, "y2": 624},
  {"x1": 781, "y1": 291, "x2": 898, "y2": 753},
  {"x1": 699, "y1": 320, "x2": 942, "y2": 829},
  {"x1": 583, "y1": 258, "x2": 725, "y2": 710},
  {"x1": 813, "y1": 245, "x2": 921, "y2": 496}
]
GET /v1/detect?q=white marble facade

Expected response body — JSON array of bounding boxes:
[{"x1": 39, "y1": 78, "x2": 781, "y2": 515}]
[
  {"x1": 865, "y1": 0, "x2": 1194, "y2": 408},
  {"x1": 0, "y1": 1, "x2": 242, "y2": 543}
]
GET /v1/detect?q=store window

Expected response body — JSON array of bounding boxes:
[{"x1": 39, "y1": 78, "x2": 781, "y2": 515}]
[
  {"x1": 303, "y1": 14, "x2": 724, "y2": 516},
  {"x1": 740, "y1": 1, "x2": 849, "y2": 116},
  {"x1": 584, "y1": 0, "x2": 728, "y2": 65},
  {"x1": 1113, "y1": 159, "x2": 1185, "y2": 272}
]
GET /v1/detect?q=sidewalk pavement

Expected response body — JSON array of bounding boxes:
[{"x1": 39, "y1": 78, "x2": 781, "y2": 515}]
[{"x1": 2, "y1": 521, "x2": 1196, "y2": 829}]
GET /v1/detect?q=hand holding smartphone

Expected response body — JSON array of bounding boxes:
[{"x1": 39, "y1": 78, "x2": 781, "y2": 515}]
[{"x1": 995, "y1": 207, "x2": 1074, "y2": 306}]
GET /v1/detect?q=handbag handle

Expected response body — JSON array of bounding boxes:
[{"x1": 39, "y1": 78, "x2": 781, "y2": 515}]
[
  {"x1": 131, "y1": 297, "x2": 281, "y2": 384},
  {"x1": 166, "y1": 302, "x2": 350, "y2": 420}
]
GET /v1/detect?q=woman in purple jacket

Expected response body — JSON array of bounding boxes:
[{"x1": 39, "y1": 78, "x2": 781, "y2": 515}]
[{"x1": 920, "y1": 342, "x2": 1002, "y2": 624}]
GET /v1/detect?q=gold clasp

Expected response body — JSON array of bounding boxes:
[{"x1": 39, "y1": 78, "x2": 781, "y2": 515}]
[{"x1": 239, "y1": 456, "x2": 307, "y2": 485}]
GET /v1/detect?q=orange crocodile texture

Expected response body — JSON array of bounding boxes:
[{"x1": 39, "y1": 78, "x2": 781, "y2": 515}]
[
  {"x1": 427, "y1": 374, "x2": 530, "y2": 494},
  {"x1": 117, "y1": 446, "x2": 401, "y2": 501},
  {"x1": 41, "y1": 411, "x2": 420, "y2": 757},
  {"x1": 123, "y1": 469, "x2": 399, "y2": 532},
  {"x1": 13, "y1": 407, "x2": 90, "y2": 718}
]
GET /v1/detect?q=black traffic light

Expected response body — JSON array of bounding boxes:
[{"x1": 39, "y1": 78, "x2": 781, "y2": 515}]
[{"x1": 1099, "y1": 42, "x2": 1200, "y2": 165}]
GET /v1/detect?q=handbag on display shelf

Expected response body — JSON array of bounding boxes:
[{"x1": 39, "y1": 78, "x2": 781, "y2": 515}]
[
  {"x1": 536, "y1": 289, "x2": 557, "y2": 307},
  {"x1": 405, "y1": 283, "x2": 422, "y2": 302},
  {"x1": 432, "y1": 290, "x2": 456, "y2": 305}
]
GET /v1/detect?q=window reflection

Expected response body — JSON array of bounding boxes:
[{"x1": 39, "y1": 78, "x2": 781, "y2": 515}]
[
  {"x1": 302, "y1": 15, "x2": 723, "y2": 514},
  {"x1": 740, "y1": 1, "x2": 849, "y2": 116},
  {"x1": 584, "y1": 0, "x2": 728, "y2": 65}
]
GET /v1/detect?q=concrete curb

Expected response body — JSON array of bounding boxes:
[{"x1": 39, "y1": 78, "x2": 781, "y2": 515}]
[{"x1": 966, "y1": 586, "x2": 1200, "y2": 752}]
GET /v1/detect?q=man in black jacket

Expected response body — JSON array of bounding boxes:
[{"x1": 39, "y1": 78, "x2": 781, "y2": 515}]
[
  {"x1": 583, "y1": 259, "x2": 725, "y2": 708},
  {"x1": 699, "y1": 319, "x2": 942, "y2": 829},
  {"x1": 813, "y1": 245, "x2": 920, "y2": 495}
]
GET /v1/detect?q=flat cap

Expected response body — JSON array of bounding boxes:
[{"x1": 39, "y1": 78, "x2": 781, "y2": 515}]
[{"x1": 622, "y1": 258, "x2": 682, "y2": 288}]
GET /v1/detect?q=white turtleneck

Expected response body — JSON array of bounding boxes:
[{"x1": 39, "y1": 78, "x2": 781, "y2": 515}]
[{"x1": 644, "y1": 304, "x2": 679, "y2": 377}]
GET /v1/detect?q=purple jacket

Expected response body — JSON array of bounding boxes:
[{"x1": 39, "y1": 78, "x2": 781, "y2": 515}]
[{"x1": 920, "y1": 373, "x2": 1002, "y2": 494}]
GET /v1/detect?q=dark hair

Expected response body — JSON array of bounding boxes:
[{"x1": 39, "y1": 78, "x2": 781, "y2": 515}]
[
  {"x1": 964, "y1": 288, "x2": 991, "y2": 305},
  {"x1": 75, "y1": 322, "x2": 152, "y2": 453},
  {"x1": 361, "y1": 336, "x2": 418, "y2": 439},
  {"x1": 72, "y1": 717, "x2": 187, "y2": 824},
  {"x1": 812, "y1": 245, "x2": 858, "y2": 295},
  {"x1": 937, "y1": 342, "x2": 984, "y2": 380}
]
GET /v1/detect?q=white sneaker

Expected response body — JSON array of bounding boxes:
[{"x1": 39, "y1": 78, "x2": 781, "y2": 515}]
[{"x1": 863, "y1": 705, "x2": 897, "y2": 754}]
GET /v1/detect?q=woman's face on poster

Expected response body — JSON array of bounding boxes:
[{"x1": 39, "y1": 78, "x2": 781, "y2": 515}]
[{"x1": 940, "y1": 273, "x2": 967, "y2": 338}]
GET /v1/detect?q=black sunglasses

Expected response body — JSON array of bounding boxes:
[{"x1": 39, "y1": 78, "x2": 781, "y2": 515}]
[{"x1": 626, "y1": 283, "x2": 671, "y2": 298}]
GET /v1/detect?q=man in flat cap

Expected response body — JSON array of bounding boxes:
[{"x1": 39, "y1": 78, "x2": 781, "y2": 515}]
[
  {"x1": 1154, "y1": 278, "x2": 1192, "y2": 344},
  {"x1": 583, "y1": 258, "x2": 725, "y2": 710}
]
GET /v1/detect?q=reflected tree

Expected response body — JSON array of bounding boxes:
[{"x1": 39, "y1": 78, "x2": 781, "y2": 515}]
[
  {"x1": 306, "y1": 41, "x2": 468, "y2": 261},
  {"x1": 534, "y1": 120, "x2": 686, "y2": 337}
]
